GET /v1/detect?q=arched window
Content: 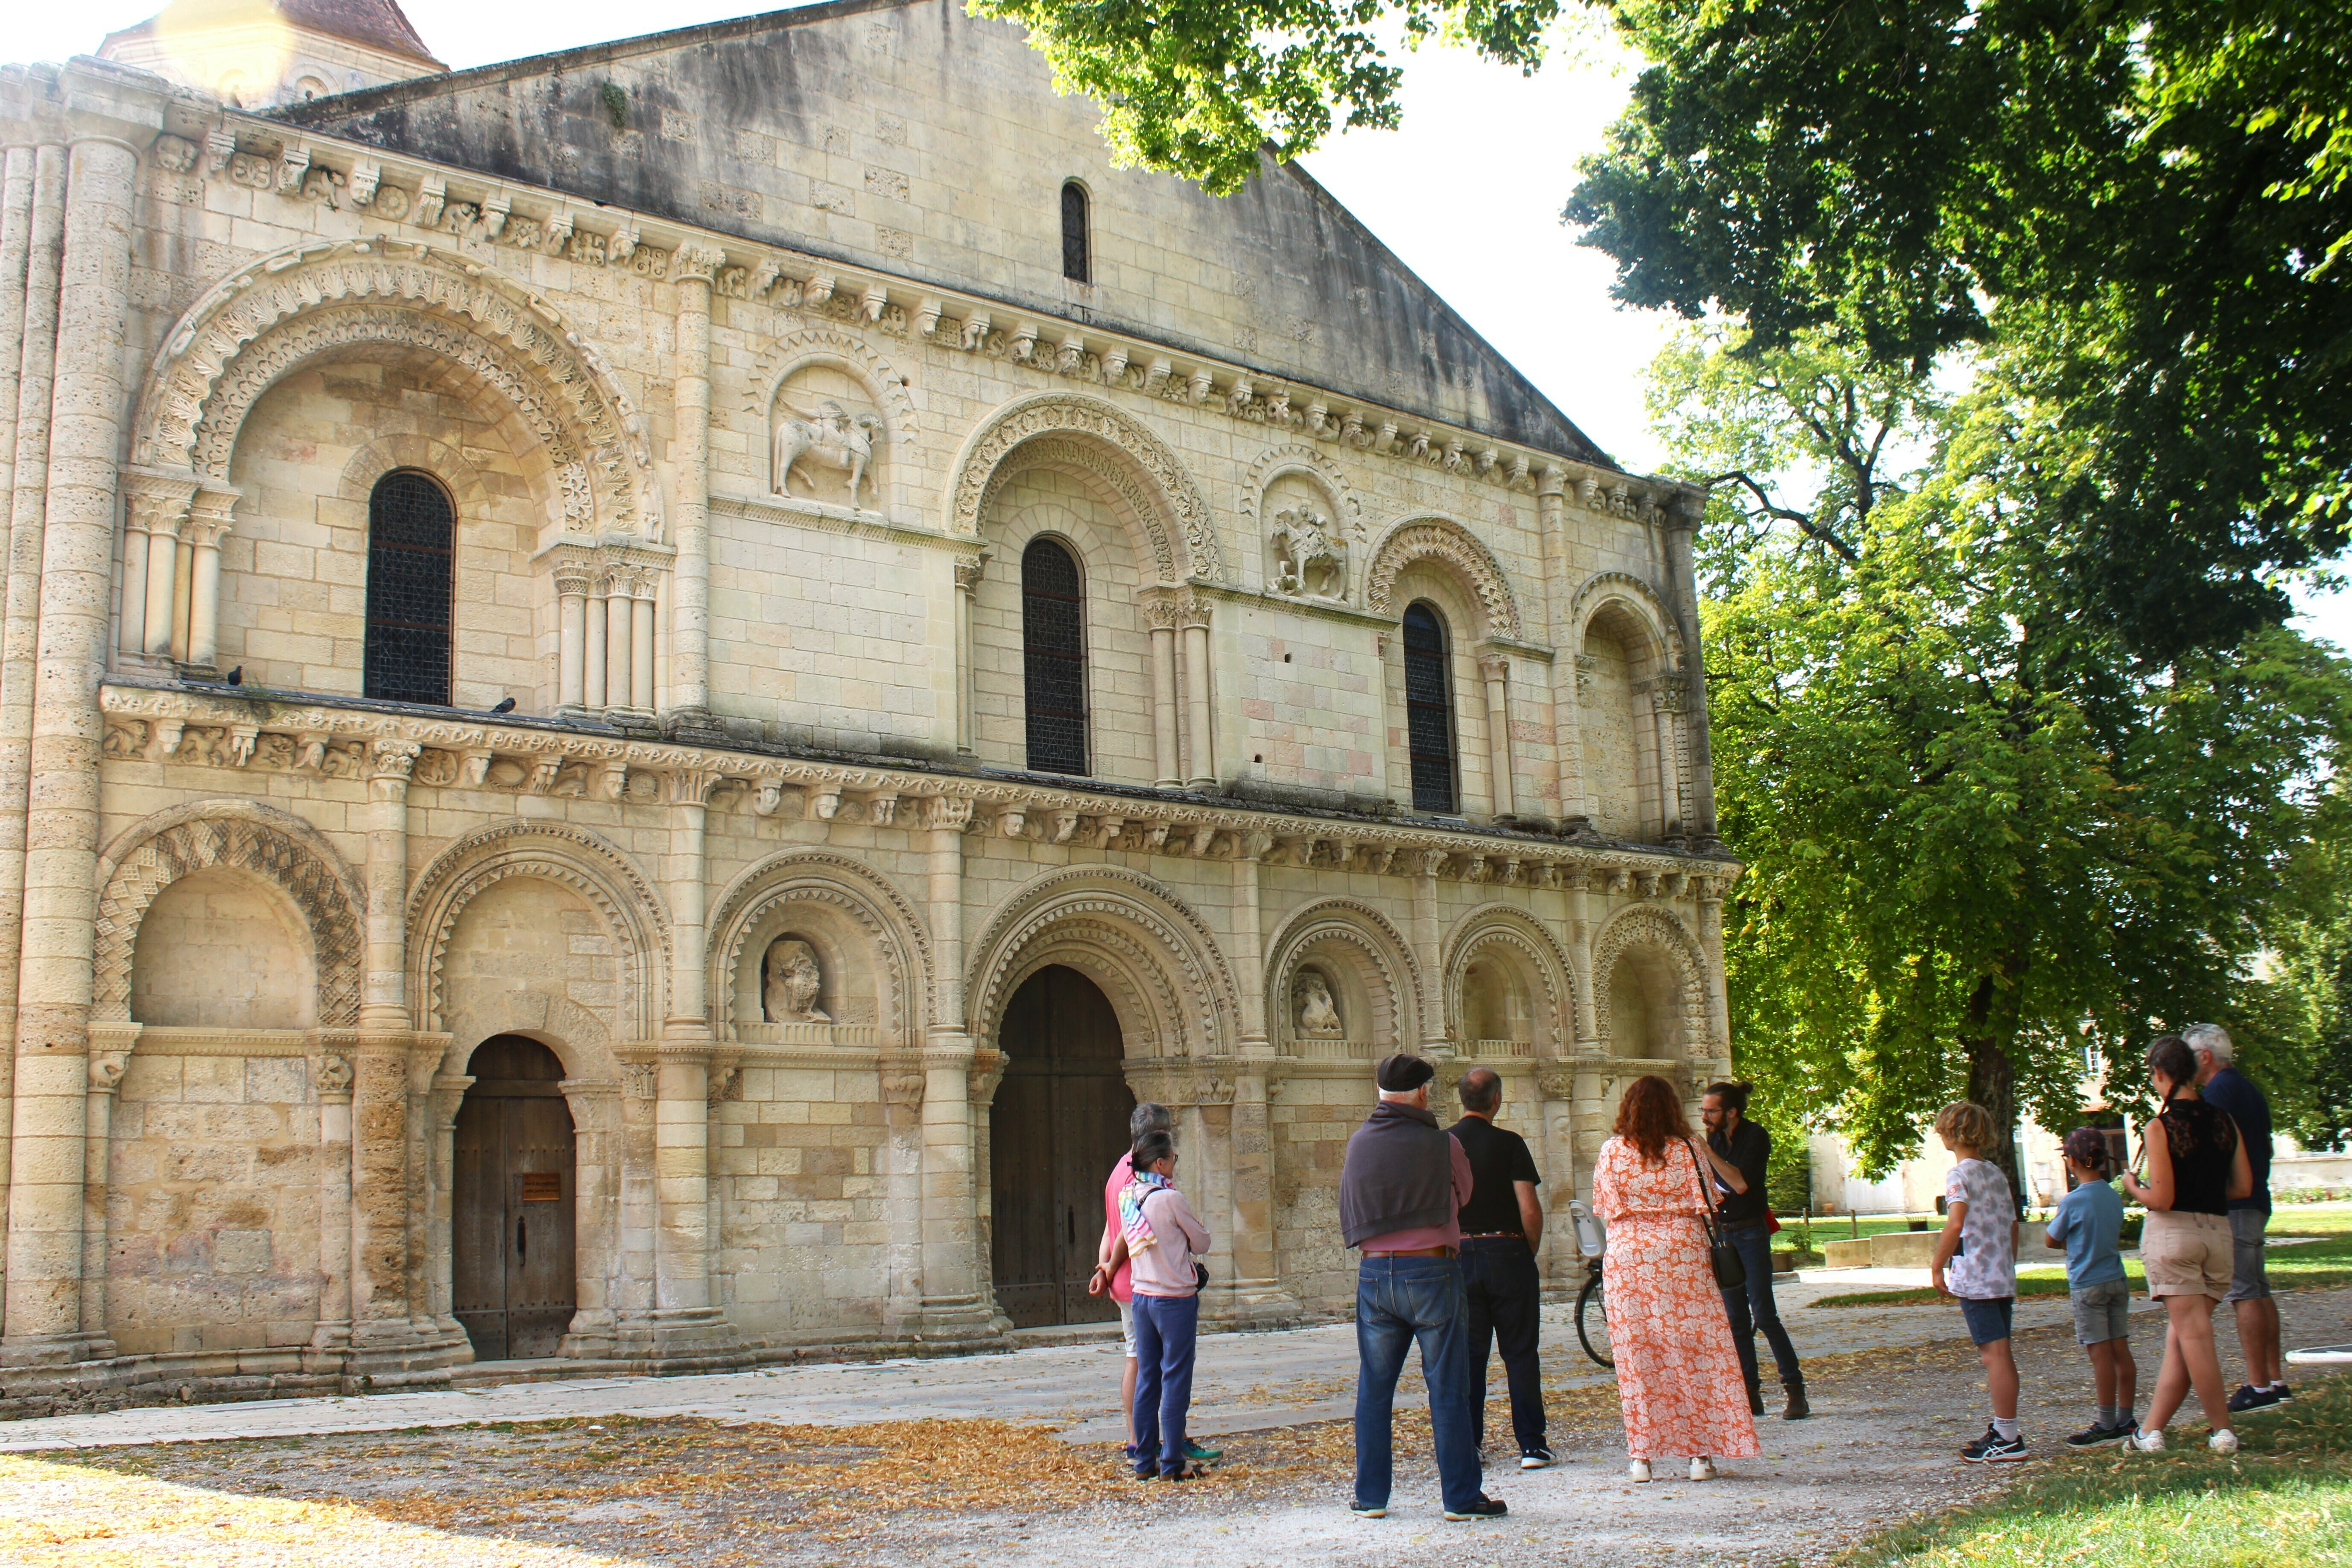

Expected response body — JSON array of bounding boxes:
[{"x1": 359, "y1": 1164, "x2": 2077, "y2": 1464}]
[
  {"x1": 1402, "y1": 601, "x2": 1458, "y2": 813},
  {"x1": 1061, "y1": 181, "x2": 1091, "y2": 284},
  {"x1": 365, "y1": 470, "x2": 454, "y2": 706},
  {"x1": 1022, "y1": 537, "x2": 1088, "y2": 776}
]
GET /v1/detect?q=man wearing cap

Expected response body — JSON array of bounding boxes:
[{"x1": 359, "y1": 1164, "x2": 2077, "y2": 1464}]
[
  {"x1": 2188, "y1": 1023, "x2": 2289, "y2": 1412},
  {"x1": 1338, "y1": 1053, "x2": 1508, "y2": 1522}
]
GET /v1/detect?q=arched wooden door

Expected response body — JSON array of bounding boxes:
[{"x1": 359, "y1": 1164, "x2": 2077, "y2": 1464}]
[
  {"x1": 990, "y1": 966, "x2": 1136, "y2": 1328},
  {"x1": 453, "y1": 1035, "x2": 577, "y2": 1360}
]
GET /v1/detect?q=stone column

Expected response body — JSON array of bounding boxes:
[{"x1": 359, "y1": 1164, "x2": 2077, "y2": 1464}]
[
  {"x1": 115, "y1": 476, "x2": 191, "y2": 660},
  {"x1": 583, "y1": 568, "x2": 608, "y2": 710},
  {"x1": 1533, "y1": 1061, "x2": 1577, "y2": 1293},
  {"x1": 666, "y1": 247, "x2": 719, "y2": 730},
  {"x1": 629, "y1": 574, "x2": 657, "y2": 712},
  {"x1": 1478, "y1": 651, "x2": 1515, "y2": 820},
  {"x1": 1663, "y1": 492, "x2": 1719, "y2": 846},
  {"x1": 140, "y1": 499, "x2": 178, "y2": 659},
  {"x1": 76, "y1": 1045, "x2": 127, "y2": 1347},
  {"x1": 1409, "y1": 849, "x2": 1450, "y2": 1055},
  {"x1": 423, "y1": 1070, "x2": 470, "y2": 1330},
  {"x1": 1223, "y1": 841, "x2": 1296, "y2": 1325},
  {"x1": 556, "y1": 1081, "x2": 621, "y2": 1358},
  {"x1": 1692, "y1": 873, "x2": 1733, "y2": 1074},
  {"x1": 1140, "y1": 587, "x2": 1182, "y2": 789},
  {"x1": 0, "y1": 144, "x2": 32, "y2": 538},
  {"x1": 658, "y1": 770, "x2": 716, "y2": 1308},
  {"x1": 308, "y1": 1046, "x2": 354, "y2": 1377},
  {"x1": 604, "y1": 578, "x2": 631, "y2": 717},
  {"x1": 3, "y1": 130, "x2": 137, "y2": 1363},
  {"x1": 914, "y1": 797, "x2": 994, "y2": 1337},
  {"x1": 952, "y1": 550, "x2": 985, "y2": 757},
  {"x1": 183, "y1": 486, "x2": 234, "y2": 672},
  {"x1": 1563, "y1": 868, "x2": 1600, "y2": 1047},
  {"x1": 1179, "y1": 591, "x2": 1216, "y2": 789},
  {"x1": 554, "y1": 561, "x2": 589, "y2": 712},
  {"x1": 360, "y1": 741, "x2": 419, "y2": 1029},
  {"x1": 1535, "y1": 468, "x2": 1585, "y2": 828},
  {"x1": 1651, "y1": 685, "x2": 1684, "y2": 845}
]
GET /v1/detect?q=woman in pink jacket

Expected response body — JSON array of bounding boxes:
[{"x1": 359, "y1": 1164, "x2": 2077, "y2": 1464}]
[{"x1": 1123, "y1": 1128, "x2": 1211, "y2": 1480}]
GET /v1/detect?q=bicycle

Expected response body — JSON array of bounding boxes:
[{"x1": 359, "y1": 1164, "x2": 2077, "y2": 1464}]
[{"x1": 1566, "y1": 1197, "x2": 1612, "y2": 1369}]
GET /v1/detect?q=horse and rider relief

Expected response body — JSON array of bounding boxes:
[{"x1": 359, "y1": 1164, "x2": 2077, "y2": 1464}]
[{"x1": 769, "y1": 368, "x2": 886, "y2": 510}]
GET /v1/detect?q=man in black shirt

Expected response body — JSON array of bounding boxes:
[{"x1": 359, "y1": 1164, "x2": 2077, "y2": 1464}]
[
  {"x1": 1702, "y1": 1080, "x2": 1809, "y2": 1420},
  {"x1": 1449, "y1": 1066, "x2": 1551, "y2": 1469}
]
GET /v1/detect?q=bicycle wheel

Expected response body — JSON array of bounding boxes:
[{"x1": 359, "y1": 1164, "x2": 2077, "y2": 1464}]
[{"x1": 1576, "y1": 1272, "x2": 1613, "y2": 1368}]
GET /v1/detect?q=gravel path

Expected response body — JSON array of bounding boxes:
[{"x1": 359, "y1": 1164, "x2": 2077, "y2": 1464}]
[{"x1": 0, "y1": 1282, "x2": 2343, "y2": 1568}]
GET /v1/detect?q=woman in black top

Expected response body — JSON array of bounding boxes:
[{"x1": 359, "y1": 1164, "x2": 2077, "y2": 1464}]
[{"x1": 2121, "y1": 1034, "x2": 2254, "y2": 1452}]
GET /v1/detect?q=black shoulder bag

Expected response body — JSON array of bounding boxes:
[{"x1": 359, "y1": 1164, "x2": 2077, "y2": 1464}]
[{"x1": 1685, "y1": 1139, "x2": 1747, "y2": 1291}]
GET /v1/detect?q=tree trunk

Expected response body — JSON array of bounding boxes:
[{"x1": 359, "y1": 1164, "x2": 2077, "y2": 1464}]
[{"x1": 1959, "y1": 974, "x2": 2026, "y2": 1214}]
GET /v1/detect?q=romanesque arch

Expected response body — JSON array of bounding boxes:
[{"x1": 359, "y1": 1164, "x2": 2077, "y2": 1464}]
[
  {"x1": 742, "y1": 327, "x2": 919, "y2": 437},
  {"x1": 92, "y1": 800, "x2": 365, "y2": 1027},
  {"x1": 704, "y1": 851, "x2": 932, "y2": 1045},
  {"x1": 1567, "y1": 571, "x2": 1686, "y2": 668},
  {"x1": 438, "y1": 990, "x2": 618, "y2": 1083},
  {"x1": 1443, "y1": 904, "x2": 1573, "y2": 1055},
  {"x1": 1589, "y1": 903, "x2": 1712, "y2": 1059},
  {"x1": 1363, "y1": 516, "x2": 1524, "y2": 639},
  {"x1": 1242, "y1": 443, "x2": 1363, "y2": 599},
  {"x1": 132, "y1": 238, "x2": 663, "y2": 540},
  {"x1": 1262, "y1": 898, "x2": 1420, "y2": 1054},
  {"x1": 405, "y1": 821, "x2": 671, "y2": 1040},
  {"x1": 944, "y1": 391, "x2": 1224, "y2": 584},
  {"x1": 965, "y1": 865, "x2": 1240, "y2": 1060}
]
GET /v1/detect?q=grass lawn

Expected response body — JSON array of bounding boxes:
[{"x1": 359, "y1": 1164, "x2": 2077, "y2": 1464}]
[
  {"x1": 1811, "y1": 1235, "x2": 2352, "y2": 1308},
  {"x1": 1846, "y1": 1371, "x2": 2352, "y2": 1567}
]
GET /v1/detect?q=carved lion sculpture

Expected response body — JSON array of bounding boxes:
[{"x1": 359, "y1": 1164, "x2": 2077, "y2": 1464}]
[
  {"x1": 772, "y1": 400, "x2": 883, "y2": 507},
  {"x1": 762, "y1": 937, "x2": 831, "y2": 1024},
  {"x1": 1294, "y1": 969, "x2": 1343, "y2": 1038},
  {"x1": 1270, "y1": 506, "x2": 1347, "y2": 599}
]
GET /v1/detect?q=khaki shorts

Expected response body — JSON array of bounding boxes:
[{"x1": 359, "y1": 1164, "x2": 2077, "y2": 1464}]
[{"x1": 2142, "y1": 1210, "x2": 2232, "y2": 1301}]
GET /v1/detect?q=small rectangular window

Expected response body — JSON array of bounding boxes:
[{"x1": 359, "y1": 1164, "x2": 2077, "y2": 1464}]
[{"x1": 1061, "y1": 181, "x2": 1090, "y2": 284}]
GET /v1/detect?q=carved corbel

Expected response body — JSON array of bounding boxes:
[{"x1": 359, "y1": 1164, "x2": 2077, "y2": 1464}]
[
  {"x1": 995, "y1": 803, "x2": 1028, "y2": 838},
  {"x1": 1188, "y1": 825, "x2": 1221, "y2": 858},
  {"x1": 752, "y1": 779, "x2": 786, "y2": 817},
  {"x1": 1057, "y1": 334, "x2": 1086, "y2": 375},
  {"x1": 864, "y1": 791, "x2": 899, "y2": 826},
  {"x1": 809, "y1": 786, "x2": 843, "y2": 822},
  {"x1": 960, "y1": 310, "x2": 990, "y2": 350},
  {"x1": 1139, "y1": 822, "x2": 1170, "y2": 853},
  {"x1": 543, "y1": 211, "x2": 575, "y2": 253},
  {"x1": 1365, "y1": 845, "x2": 1397, "y2": 876},
  {"x1": 461, "y1": 747, "x2": 496, "y2": 786},
  {"x1": 1008, "y1": 323, "x2": 1040, "y2": 363},
  {"x1": 316, "y1": 1053, "x2": 356, "y2": 1096},
  {"x1": 596, "y1": 761, "x2": 630, "y2": 802},
  {"x1": 1606, "y1": 868, "x2": 1633, "y2": 896},
  {"x1": 1046, "y1": 809, "x2": 1081, "y2": 845},
  {"x1": 1087, "y1": 815, "x2": 1125, "y2": 849},
  {"x1": 526, "y1": 754, "x2": 566, "y2": 794},
  {"x1": 804, "y1": 272, "x2": 836, "y2": 309},
  {"x1": 1636, "y1": 870, "x2": 1661, "y2": 899},
  {"x1": 1144, "y1": 358, "x2": 1171, "y2": 394},
  {"x1": 609, "y1": 226, "x2": 640, "y2": 265},
  {"x1": 273, "y1": 141, "x2": 310, "y2": 193},
  {"x1": 1236, "y1": 829, "x2": 1277, "y2": 863},
  {"x1": 478, "y1": 193, "x2": 511, "y2": 240},
  {"x1": 922, "y1": 795, "x2": 974, "y2": 832},
  {"x1": 414, "y1": 175, "x2": 446, "y2": 228},
  {"x1": 347, "y1": 159, "x2": 381, "y2": 205},
  {"x1": 915, "y1": 297, "x2": 944, "y2": 337},
  {"x1": 88, "y1": 1050, "x2": 129, "y2": 1094},
  {"x1": 1187, "y1": 369, "x2": 1214, "y2": 406},
  {"x1": 881, "y1": 1069, "x2": 926, "y2": 1109},
  {"x1": 1099, "y1": 346, "x2": 1129, "y2": 384},
  {"x1": 863, "y1": 283, "x2": 890, "y2": 324}
]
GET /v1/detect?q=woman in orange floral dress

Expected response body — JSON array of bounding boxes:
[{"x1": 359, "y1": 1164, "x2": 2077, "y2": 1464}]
[{"x1": 1592, "y1": 1074, "x2": 1761, "y2": 1482}]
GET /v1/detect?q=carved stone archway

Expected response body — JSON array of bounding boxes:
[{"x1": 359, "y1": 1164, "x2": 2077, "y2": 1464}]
[
  {"x1": 1443, "y1": 904, "x2": 1574, "y2": 1054},
  {"x1": 1262, "y1": 898, "x2": 1420, "y2": 1053},
  {"x1": 1567, "y1": 570, "x2": 1685, "y2": 668},
  {"x1": 1364, "y1": 516, "x2": 1524, "y2": 639},
  {"x1": 944, "y1": 391, "x2": 1225, "y2": 584},
  {"x1": 1589, "y1": 904, "x2": 1712, "y2": 1058},
  {"x1": 93, "y1": 800, "x2": 365, "y2": 1026},
  {"x1": 705, "y1": 851, "x2": 932, "y2": 1045}
]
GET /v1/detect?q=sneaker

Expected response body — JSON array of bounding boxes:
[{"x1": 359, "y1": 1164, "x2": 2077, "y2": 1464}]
[
  {"x1": 1443, "y1": 1493, "x2": 1509, "y2": 1520},
  {"x1": 1183, "y1": 1437, "x2": 1224, "y2": 1462},
  {"x1": 1689, "y1": 1457, "x2": 1718, "y2": 1481},
  {"x1": 1519, "y1": 1446, "x2": 1555, "y2": 1470},
  {"x1": 2209, "y1": 1429, "x2": 2238, "y2": 1455},
  {"x1": 2066, "y1": 1422, "x2": 2127, "y2": 1449},
  {"x1": 2270, "y1": 1382, "x2": 2294, "y2": 1404},
  {"x1": 1627, "y1": 1459, "x2": 1653, "y2": 1483},
  {"x1": 2131, "y1": 1426, "x2": 2167, "y2": 1453},
  {"x1": 1960, "y1": 1427, "x2": 2029, "y2": 1463},
  {"x1": 1348, "y1": 1500, "x2": 1387, "y2": 1519},
  {"x1": 2226, "y1": 1384, "x2": 2281, "y2": 1414}
]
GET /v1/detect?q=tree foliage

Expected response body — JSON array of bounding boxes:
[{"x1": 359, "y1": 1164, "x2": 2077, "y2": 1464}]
[{"x1": 1663, "y1": 326, "x2": 2352, "y2": 1186}]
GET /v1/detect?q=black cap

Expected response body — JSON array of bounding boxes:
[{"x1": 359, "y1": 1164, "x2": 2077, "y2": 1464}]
[{"x1": 1376, "y1": 1053, "x2": 1435, "y2": 1092}]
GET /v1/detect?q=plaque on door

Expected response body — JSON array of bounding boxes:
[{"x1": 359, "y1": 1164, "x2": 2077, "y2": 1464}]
[{"x1": 519, "y1": 1172, "x2": 562, "y2": 1203}]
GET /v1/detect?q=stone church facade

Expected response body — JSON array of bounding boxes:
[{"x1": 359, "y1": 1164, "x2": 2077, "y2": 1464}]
[{"x1": 0, "y1": 0, "x2": 1736, "y2": 1406}]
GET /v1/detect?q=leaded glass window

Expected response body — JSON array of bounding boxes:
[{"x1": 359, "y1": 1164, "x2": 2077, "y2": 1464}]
[
  {"x1": 1022, "y1": 537, "x2": 1088, "y2": 776},
  {"x1": 365, "y1": 470, "x2": 454, "y2": 706},
  {"x1": 1061, "y1": 181, "x2": 1090, "y2": 283},
  {"x1": 1403, "y1": 601, "x2": 1458, "y2": 813}
]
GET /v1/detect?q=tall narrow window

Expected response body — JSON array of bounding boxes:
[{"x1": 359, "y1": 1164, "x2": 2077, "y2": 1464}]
[
  {"x1": 1022, "y1": 536, "x2": 1088, "y2": 776},
  {"x1": 365, "y1": 470, "x2": 454, "y2": 706},
  {"x1": 1061, "y1": 181, "x2": 1090, "y2": 283},
  {"x1": 1403, "y1": 601, "x2": 1458, "y2": 813}
]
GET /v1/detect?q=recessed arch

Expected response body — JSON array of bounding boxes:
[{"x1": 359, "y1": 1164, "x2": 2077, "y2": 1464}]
[
  {"x1": 1364, "y1": 515, "x2": 1523, "y2": 639},
  {"x1": 93, "y1": 800, "x2": 365, "y2": 1028},
  {"x1": 1443, "y1": 904, "x2": 1574, "y2": 1055},
  {"x1": 1567, "y1": 571, "x2": 1686, "y2": 668},
  {"x1": 705, "y1": 850, "x2": 932, "y2": 1046},
  {"x1": 407, "y1": 821, "x2": 671, "y2": 1040},
  {"x1": 1589, "y1": 903, "x2": 1713, "y2": 1059},
  {"x1": 965, "y1": 864, "x2": 1240, "y2": 1060},
  {"x1": 945, "y1": 391, "x2": 1224, "y2": 583},
  {"x1": 1263, "y1": 898, "x2": 1421, "y2": 1054},
  {"x1": 133, "y1": 238, "x2": 664, "y2": 540}
]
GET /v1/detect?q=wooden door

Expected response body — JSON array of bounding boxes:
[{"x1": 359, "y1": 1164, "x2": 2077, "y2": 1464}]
[
  {"x1": 453, "y1": 1036, "x2": 577, "y2": 1361},
  {"x1": 990, "y1": 966, "x2": 1136, "y2": 1328}
]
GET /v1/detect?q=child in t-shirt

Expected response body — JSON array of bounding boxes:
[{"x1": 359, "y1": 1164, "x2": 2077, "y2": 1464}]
[
  {"x1": 1930, "y1": 1100, "x2": 2024, "y2": 1463},
  {"x1": 2043, "y1": 1127, "x2": 2137, "y2": 1446}
]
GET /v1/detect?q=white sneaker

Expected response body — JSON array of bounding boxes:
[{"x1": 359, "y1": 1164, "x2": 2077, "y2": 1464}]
[
  {"x1": 1689, "y1": 1457, "x2": 1718, "y2": 1481},
  {"x1": 2131, "y1": 1426, "x2": 2167, "y2": 1453},
  {"x1": 2209, "y1": 1429, "x2": 2238, "y2": 1455},
  {"x1": 1627, "y1": 1459, "x2": 1652, "y2": 1483}
]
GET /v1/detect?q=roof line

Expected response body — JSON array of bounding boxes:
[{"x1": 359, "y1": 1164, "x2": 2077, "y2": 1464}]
[{"x1": 274, "y1": 0, "x2": 919, "y2": 124}]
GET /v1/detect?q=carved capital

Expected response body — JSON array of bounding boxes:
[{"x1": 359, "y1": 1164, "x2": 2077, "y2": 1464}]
[
  {"x1": 1478, "y1": 653, "x2": 1510, "y2": 684},
  {"x1": 923, "y1": 794, "x2": 975, "y2": 832},
  {"x1": 954, "y1": 550, "x2": 989, "y2": 593},
  {"x1": 1175, "y1": 589, "x2": 1213, "y2": 631},
  {"x1": 1137, "y1": 585, "x2": 1183, "y2": 631},
  {"x1": 1409, "y1": 848, "x2": 1449, "y2": 879},
  {"x1": 88, "y1": 1050, "x2": 130, "y2": 1094},
  {"x1": 317, "y1": 1053, "x2": 355, "y2": 1095},
  {"x1": 881, "y1": 1069, "x2": 926, "y2": 1108},
  {"x1": 672, "y1": 245, "x2": 725, "y2": 286},
  {"x1": 666, "y1": 768, "x2": 724, "y2": 807},
  {"x1": 367, "y1": 739, "x2": 422, "y2": 782}
]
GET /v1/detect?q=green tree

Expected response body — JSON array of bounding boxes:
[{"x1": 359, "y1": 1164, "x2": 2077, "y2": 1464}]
[
  {"x1": 1661, "y1": 325, "x2": 2352, "y2": 1188},
  {"x1": 974, "y1": 0, "x2": 2352, "y2": 655},
  {"x1": 2236, "y1": 794, "x2": 2352, "y2": 1152}
]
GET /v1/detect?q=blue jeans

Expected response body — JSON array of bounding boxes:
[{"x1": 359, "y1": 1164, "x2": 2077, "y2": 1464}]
[
  {"x1": 1460, "y1": 1237, "x2": 1547, "y2": 1454},
  {"x1": 1719, "y1": 1221, "x2": 1802, "y2": 1387},
  {"x1": 1354, "y1": 1255, "x2": 1483, "y2": 1512},
  {"x1": 1131, "y1": 1292, "x2": 1199, "y2": 1476}
]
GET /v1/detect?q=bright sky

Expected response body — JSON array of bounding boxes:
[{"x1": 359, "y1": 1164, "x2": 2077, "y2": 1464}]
[{"x1": 15, "y1": 1, "x2": 2350, "y2": 648}]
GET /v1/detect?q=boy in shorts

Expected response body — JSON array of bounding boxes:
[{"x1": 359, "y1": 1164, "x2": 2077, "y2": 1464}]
[
  {"x1": 2043, "y1": 1127, "x2": 2137, "y2": 1445},
  {"x1": 1931, "y1": 1101, "x2": 2025, "y2": 1463}
]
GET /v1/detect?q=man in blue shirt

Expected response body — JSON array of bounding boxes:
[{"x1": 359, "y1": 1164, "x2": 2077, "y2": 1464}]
[{"x1": 2188, "y1": 1023, "x2": 2287, "y2": 1412}]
